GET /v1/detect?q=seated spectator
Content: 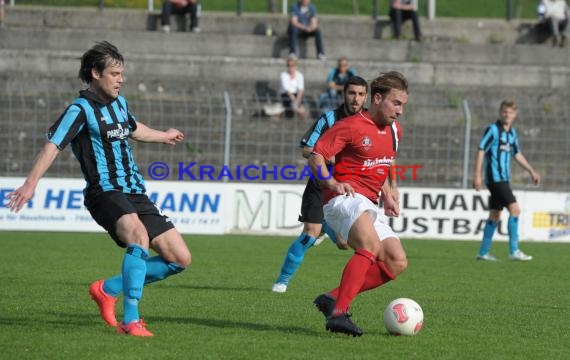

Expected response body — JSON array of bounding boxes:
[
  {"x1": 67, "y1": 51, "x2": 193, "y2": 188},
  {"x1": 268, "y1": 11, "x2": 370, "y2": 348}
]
[
  {"x1": 161, "y1": 0, "x2": 200, "y2": 33},
  {"x1": 538, "y1": 0, "x2": 569, "y2": 47},
  {"x1": 280, "y1": 58, "x2": 308, "y2": 120},
  {"x1": 288, "y1": 0, "x2": 326, "y2": 60},
  {"x1": 0, "y1": 0, "x2": 5, "y2": 29},
  {"x1": 389, "y1": 0, "x2": 422, "y2": 42},
  {"x1": 319, "y1": 56, "x2": 357, "y2": 112}
]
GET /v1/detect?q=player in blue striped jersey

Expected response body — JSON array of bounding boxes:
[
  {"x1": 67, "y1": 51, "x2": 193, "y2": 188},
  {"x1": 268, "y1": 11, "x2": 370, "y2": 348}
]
[
  {"x1": 272, "y1": 76, "x2": 368, "y2": 293},
  {"x1": 473, "y1": 100, "x2": 540, "y2": 262},
  {"x1": 6, "y1": 41, "x2": 191, "y2": 336}
]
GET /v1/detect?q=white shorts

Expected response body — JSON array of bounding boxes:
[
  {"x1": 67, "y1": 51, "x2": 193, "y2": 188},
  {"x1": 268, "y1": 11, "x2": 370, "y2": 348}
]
[{"x1": 323, "y1": 193, "x2": 399, "y2": 246}]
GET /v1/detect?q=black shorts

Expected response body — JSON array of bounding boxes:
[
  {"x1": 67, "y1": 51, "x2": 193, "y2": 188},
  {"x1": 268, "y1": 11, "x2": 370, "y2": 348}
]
[
  {"x1": 487, "y1": 182, "x2": 517, "y2": 211},
  {"x1": 298, "y1": 178, "x2": 324, "y2": 224},
  {"x1": 85, "y1": 191, "x2": 175, "y2": 248}
]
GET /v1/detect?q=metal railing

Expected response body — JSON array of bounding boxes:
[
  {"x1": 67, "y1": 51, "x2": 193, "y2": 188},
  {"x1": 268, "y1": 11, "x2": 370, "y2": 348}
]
[{"x1": 1, "y1": 88, "x2": 567, "y2": 191}]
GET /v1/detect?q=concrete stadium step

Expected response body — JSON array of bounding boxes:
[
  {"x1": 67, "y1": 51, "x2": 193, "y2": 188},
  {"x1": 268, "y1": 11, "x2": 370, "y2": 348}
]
[
  {"x1": 2, "y1": 27, "x2": 569, "y2": 67},
  {"x1": 6, "y1": 6, "x2": 546, "y2": 45},
  {"x1": 1, "y1": 48, "x2": 569, "y2": 89}
]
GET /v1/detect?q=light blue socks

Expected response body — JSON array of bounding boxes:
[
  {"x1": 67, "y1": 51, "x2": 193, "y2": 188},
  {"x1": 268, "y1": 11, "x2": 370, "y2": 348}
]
[
  {"x1": 103, "y1": 256, "x2": 185, "y2": 297},
  {"x1": 275, "y1": 233, "x2": 316, "y2": 285},
  {"x1": 121, "y1": 244, "x2": 148, "y2": 324},
  {"x1": 508, "y1": 216, "x2": 519, "y2": 255},
  {"x1": 479, "y1": 219, "x2": 498, "y2": 256}
]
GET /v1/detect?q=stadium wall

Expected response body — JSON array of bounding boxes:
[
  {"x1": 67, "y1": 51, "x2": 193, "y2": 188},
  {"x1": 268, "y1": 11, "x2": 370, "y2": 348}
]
[{"x1": 1, "y1": 177, "x2": 569, "y2": 242}]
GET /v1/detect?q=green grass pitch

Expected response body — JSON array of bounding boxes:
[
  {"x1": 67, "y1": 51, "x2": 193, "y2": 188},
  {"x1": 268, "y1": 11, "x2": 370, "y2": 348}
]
[{"x1": 0, "y1": 231, "x2": 568, "y2": 359}]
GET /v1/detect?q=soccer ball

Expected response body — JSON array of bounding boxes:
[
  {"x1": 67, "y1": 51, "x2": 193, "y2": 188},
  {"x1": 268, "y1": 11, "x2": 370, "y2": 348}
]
[{"x1": 383, "y1": 298, "x2": 424, "y2": 336}]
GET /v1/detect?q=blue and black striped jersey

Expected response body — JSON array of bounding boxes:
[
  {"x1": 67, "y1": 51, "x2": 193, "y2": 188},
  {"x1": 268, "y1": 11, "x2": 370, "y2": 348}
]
[
  {"x1": 300, "y1": 105, "x2": 349, "y2": 148},
  {"x1": 478, "y1": 120, "x2": 520, "y2": 185},
  {"x1": 48, "y1": 90, "x2": 145, "y2": 198}
]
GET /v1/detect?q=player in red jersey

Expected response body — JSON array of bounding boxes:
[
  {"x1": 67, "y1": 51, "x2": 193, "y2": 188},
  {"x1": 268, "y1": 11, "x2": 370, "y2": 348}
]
[{"x1": 308, "y1": 71, "x2": 408, "y2": 336}]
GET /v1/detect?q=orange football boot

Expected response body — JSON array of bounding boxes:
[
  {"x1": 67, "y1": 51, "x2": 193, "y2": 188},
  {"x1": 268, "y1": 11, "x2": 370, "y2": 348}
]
[
  {"x1": 116, "y1": 319, "x2": 154, "y2": 337},
  {"x1": 89, "y1": 279, "x2": 118, "y2": 327}
]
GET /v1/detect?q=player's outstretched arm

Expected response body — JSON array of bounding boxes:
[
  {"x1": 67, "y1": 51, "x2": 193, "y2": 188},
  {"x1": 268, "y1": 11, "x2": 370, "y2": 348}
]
[
  {"x1": 472, "y1": 150, "x2": 485, "y2": 191},
  {"x1": 131, "y1": 122, "x2": 184, "y2": 145},
  {"x1": 514, "y1": 153, "x2": 541, "y2": 185},
  {"x1": 6, "y1": 142, "x2": 60, "y2": 213}
]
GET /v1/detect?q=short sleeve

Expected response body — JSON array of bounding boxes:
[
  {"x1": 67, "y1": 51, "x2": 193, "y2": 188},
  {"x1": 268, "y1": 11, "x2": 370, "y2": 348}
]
[
  {"x1": 313, "y1": 121, "x2": 352, "y2": 160},
  {"x1": 512, "y1": 130, "x2": 521, "y2": 155},
  {"x1": 290, "y1": 4, "x2": 300, "y2": 16},
  {"x1": 301, "y1": 113, "x2": 328, "y2": 148},
  {"x1": 298, "y1": 72, "x2": 305, "y2": 91},
  {"x1": 478, "y1": 125, "x2": 496, "y2": 152},
  {"x1": 326, "y1": 68, "x2": 336, "y2": 83},
  {"x1": 47, "y1": 104, "x2": 86, "y2": 150},
  {"x1": 310, "y1": 4, "x2": 317, "y2": 16}
]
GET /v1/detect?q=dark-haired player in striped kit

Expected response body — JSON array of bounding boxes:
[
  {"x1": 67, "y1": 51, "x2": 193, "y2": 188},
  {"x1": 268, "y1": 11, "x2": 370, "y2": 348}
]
[
  {"x1": 6, "y1": 41, "x2": 191, "y2": 337},
  {"x1": 473, "y1": 100, "x2": 540, "y2": 261},
  {"x1": 272, "y1": 76, "x2": 368, "y2": 293}
]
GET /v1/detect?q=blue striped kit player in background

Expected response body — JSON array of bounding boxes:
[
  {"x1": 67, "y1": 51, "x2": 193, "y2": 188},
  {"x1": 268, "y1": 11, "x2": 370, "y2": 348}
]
[
  {"x1": 272, "y1": 76, "x2": 369, "y2": 293},
  {"x1": 473, "y1": 100, "x2": 541, "y2": 262},
  {"x1": 6, "y1": 41, "x2": 191, "y2": 336}
]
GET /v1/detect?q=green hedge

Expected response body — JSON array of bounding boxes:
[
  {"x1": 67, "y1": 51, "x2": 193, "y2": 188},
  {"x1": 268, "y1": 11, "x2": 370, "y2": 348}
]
[{"x1": 11, "y1": 0, "x2": 539, "y2": 19}]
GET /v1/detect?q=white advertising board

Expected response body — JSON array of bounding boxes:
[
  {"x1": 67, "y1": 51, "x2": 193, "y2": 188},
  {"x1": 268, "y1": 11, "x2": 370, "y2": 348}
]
[
  {"x1": 0, "y1": 177, "x2": 226, "y2": 234},
  {"x1": 2, "y1": 177, "x2": 569, "y2": 242},
  {"x1": 380, "y1": 187, "x2": 570, "y2": 242}
]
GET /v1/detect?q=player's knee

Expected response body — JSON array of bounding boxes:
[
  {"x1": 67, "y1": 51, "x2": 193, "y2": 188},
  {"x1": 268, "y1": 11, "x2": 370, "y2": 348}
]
[
  {"x1": 389, "y1": 256, "x2": 408, "y2": 277},
  {"x1": 129, "y1": 224, "x2": 150, "y2": 247},
  {"x1": 509, "y1": 204, "x2": 521, "y2": 217},
  {"x1": 176, "y1": 250, "x2": 191, "y2": 268},
  {"x1": 489, "y1": 211, "x2": 501, "y2": 223},
  {"x1": 117, "y1": 215, "x2": 149, "y2": 248}
]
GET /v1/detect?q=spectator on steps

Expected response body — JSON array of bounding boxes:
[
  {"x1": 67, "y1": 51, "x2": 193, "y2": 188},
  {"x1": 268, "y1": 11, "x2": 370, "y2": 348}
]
[
  {"x1": 389, "y1": 0, "x2": 422, "y2": 42},
  {"x1": 0, "y1": 0, "x2": 6, "y2": 29},
  {"x1": 288, "y1": 0, "x2": 326, "y2": 60},
  {"x1": 319, "y1": 57, "x2": 358, "y2": 112},
  {"x1": 538, "y1": 0, "x2": 569, "y2": 47},
  {"x1": 161, "y1": 0, "x2": 201, "y2": 33},
  {"x1": 280, "y1": 58, "x2": 308, "y2": 120}
]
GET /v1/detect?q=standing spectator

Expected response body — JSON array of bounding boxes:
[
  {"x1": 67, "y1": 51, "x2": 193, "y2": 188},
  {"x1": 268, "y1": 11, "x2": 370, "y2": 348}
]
[
  {"x1": 389, "y1": 0, "x2": 422, "y2": 42},
  {"x1": 473, "y1": 100, "x2": 540, "y2": 262},
  {"x1": 320, "y1": 56, "x2": 358, "y2": 112},
  {"x1": 280, "y1": 58, "x2": 308, "y2": 119},
  {"x1": 161, "y1": 0, "x2": 201, "y2": 33},
  {"x1": 0, "y1": 0, "x2": 5, "y2": 29},
  {"x1": 288, "y1": 0, "x2": 326, "y2": 60},
  {"x1": 538, "y1": 0, "x2": 569, "y2": 46}
]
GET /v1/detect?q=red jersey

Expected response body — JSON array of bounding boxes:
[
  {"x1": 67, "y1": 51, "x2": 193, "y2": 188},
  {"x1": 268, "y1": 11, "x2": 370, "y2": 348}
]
[{"x1": 312, "y1": 111, "x2": 402, "y2": 203}]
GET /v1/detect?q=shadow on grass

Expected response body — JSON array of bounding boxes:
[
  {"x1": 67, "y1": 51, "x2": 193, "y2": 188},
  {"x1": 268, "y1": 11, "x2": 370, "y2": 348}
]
[
  {"x1": 0, "y1": 313, "x2": 99, "y2": 328},
  {"x1": 152, "y1": 314, "x2": 321, "y2": 336},
  {"x1": 164, "y1": 284, "x2": 269, "y2": 293}
]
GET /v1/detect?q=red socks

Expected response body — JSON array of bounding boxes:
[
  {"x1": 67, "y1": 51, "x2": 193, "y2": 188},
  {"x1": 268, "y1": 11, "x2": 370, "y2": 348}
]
[
  {"x1": 330, "y1": 258, "x2": 395, "y2": 311},
  {"x1": 332, "y1": 249, "x2": 376, "y2": 315}
]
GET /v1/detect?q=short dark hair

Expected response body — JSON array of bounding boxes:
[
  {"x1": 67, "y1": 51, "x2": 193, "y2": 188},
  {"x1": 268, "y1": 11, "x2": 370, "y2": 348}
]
[
  {"x1": 370, "y1": 71, "x2": 408, "y2": 97},
  {"x1": 343, "y1": 75, "x2": 368, "y2": 93},
  {"x1": 78, "y1": 41, "x2": 124, "y2": 84}
]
